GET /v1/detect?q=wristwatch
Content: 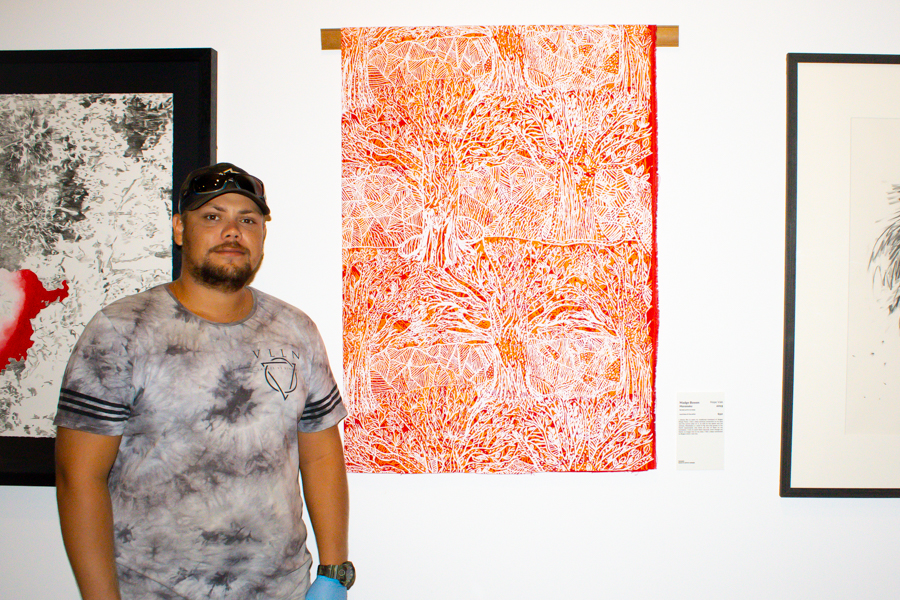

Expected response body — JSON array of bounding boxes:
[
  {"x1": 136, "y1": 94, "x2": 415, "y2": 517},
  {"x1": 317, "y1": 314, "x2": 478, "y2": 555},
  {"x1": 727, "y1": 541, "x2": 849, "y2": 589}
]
[{"x1": 317, "y1": 561, "x2": 356, "y2": 590}]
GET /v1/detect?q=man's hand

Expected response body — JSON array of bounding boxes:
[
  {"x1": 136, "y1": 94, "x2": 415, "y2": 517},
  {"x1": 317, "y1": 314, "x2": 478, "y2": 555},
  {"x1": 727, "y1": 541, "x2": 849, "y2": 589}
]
[{"x1": 306, "y1": 575, "x2": 347, "y2": 600}]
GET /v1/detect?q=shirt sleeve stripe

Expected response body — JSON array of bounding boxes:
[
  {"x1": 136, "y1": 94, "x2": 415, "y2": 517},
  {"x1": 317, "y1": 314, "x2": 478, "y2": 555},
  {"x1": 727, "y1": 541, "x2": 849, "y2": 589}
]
[
  {"x1": 304, "y1": 386, "x2": 340, "y2": 410},
  {"x1": 301, "y1": 386, "x2": 342, "y2": 421},
  {"x1": 56, "y1": 404, "x2": 130, "y2": 422},
  {"x1": 60, "y1": 388, "x2": 129, "y2": 410},
  {"x1": 58, "y1": 389, "x2": 130, "y2": 421},
  {"x1": 58, "y1": 397, "x2": 129, "y2": 418}
]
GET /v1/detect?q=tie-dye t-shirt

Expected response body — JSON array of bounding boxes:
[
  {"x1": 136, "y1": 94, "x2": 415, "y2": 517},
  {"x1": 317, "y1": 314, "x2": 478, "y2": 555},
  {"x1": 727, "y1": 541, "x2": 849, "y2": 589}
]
[{"x1": 54, "y1": 284, "x2": 347, "y2": 600}]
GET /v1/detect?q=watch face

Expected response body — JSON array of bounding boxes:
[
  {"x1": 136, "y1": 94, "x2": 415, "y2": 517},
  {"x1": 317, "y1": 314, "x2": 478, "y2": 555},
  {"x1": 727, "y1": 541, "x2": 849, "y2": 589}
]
[
  {"x1": 340, "y1": 561, "x2": 356, "y2": 589},
  {"x1": 320, "y1": 561, "x2": 356, "y2": 589}
]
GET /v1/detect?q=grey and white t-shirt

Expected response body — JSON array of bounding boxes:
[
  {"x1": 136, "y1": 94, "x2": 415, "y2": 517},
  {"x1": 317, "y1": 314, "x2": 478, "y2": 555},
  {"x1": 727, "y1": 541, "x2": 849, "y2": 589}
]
[{"x1": 55, "y1": 284, "x2": 346, "y2": 600}]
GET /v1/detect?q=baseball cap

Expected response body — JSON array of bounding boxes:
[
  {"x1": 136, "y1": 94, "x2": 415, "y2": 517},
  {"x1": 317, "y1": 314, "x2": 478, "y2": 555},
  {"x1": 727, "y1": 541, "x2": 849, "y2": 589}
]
[{"x1": 177, "y1": 162, "x2": 269, "y2": 215}]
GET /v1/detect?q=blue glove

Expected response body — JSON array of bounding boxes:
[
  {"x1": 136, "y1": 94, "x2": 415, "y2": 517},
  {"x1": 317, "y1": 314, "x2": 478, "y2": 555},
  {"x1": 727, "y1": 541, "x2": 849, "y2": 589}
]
[{"x1": 306, "y1": 575, "x2": 347, "y2": 600}]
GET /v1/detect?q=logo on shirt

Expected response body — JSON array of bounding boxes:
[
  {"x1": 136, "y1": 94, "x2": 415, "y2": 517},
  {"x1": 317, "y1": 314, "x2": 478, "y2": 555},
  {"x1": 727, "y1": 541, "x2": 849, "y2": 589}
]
[{"x1": 262, "y1": 357, "x2": 297, "y2": 400}]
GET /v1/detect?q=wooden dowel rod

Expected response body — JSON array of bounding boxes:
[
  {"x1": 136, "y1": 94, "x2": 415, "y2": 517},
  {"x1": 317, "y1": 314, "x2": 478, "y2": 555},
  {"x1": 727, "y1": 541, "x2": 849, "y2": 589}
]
[
  {"x1": 656, "y1": 26, "x2": 678, "y2": 47},
  {"x1": 321, "y1": 28, "x2": 341, "y2": 50},
  {"x1": 321, "y1": 26, "x2": 678, "y2": 50}
]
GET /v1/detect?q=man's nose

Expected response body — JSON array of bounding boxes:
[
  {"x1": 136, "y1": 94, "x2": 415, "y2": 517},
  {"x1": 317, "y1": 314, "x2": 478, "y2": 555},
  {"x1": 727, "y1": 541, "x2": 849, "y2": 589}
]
[{"x1": 222, "y1": 218, "x2": 241, "y2": 239}]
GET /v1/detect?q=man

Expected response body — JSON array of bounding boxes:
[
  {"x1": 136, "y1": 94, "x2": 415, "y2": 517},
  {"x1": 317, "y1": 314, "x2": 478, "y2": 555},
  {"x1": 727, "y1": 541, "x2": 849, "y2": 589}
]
[{"x1": 54, "y1": 163, "x2": 355, "y2": 600}]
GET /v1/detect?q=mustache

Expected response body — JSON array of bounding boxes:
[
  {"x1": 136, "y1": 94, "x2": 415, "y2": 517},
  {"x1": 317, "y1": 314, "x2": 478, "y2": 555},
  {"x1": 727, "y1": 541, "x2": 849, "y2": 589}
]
[{"x1": 209, "y1": 242, "x2": 248, "y2": 254}]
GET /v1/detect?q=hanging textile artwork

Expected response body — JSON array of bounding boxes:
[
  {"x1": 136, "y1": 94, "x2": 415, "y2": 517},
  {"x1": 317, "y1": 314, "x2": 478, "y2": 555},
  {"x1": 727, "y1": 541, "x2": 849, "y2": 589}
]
[{"x1": 341, "y1": 25, "x2": 658, "y2": 473}]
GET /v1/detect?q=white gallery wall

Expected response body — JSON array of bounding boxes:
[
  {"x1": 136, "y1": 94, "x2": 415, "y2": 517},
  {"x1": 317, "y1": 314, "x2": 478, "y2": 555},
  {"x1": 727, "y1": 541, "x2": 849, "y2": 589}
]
[{"x1": 3, "y1": 0, "x2": 900, "y2": 598}]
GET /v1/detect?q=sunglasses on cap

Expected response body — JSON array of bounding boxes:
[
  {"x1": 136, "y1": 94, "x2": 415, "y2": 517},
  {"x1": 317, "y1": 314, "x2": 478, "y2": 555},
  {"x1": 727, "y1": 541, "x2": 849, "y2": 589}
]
[{"x1": 178, "y1": 163, "x2": 269, "y2": 215}]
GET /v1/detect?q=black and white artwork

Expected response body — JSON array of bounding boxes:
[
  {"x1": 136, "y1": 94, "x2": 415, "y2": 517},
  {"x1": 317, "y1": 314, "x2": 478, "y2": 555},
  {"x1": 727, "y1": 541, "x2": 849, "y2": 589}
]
[
  {"x1": 783, "y1": 53, "x2": 900, "y2": 496},
  {"x1": 846, "y1": 117, "x2": 900, "y2": 435},
  {"x1": 0, "y1": 93, "x2": 174, "y2": 438}
]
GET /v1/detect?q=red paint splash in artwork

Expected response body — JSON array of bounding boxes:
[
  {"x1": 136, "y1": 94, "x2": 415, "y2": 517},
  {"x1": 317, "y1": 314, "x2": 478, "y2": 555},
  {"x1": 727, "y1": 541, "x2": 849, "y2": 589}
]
[{"x1": 0, "y1": 270, "x2": 69, "y2": 372}]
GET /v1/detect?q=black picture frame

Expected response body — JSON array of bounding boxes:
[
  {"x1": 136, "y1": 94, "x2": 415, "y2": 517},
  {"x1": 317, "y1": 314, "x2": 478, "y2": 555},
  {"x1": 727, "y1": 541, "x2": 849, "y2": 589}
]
[
  {"x1": 0, "y1": 48, "x2": 216, "y2": 486},
  {"x1": 782, "y1": 53, "x2": 900, "y2": 497}
]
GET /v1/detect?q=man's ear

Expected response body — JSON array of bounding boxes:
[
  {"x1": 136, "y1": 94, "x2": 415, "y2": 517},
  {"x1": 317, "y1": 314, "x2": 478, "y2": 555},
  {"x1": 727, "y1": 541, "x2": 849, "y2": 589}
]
[{"x1": 173, "y1": 213, "x2": 185, "y2": 247}]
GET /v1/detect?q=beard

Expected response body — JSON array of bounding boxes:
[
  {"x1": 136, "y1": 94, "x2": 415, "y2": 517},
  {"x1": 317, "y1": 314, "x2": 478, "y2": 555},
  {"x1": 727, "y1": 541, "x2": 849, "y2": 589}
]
[{"x1": 186, "y1": 243, "x2": 263, "y2": 293}]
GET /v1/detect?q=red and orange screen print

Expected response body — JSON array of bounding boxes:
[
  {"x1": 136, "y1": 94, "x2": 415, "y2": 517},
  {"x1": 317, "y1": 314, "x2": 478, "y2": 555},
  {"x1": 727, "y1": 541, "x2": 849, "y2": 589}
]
[{"x1": 341, "y1": 25, "x2": 657, "y2": 473}]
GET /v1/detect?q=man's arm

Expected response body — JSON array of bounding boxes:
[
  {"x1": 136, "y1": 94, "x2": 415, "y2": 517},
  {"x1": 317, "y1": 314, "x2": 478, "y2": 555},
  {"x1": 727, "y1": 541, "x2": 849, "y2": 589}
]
[
  {"x1": 56, "y1": 426, "x2": 123, "y2": 600},
  {"x1": 298, "y1": 424, "x2": 349, "y2": 565}
]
